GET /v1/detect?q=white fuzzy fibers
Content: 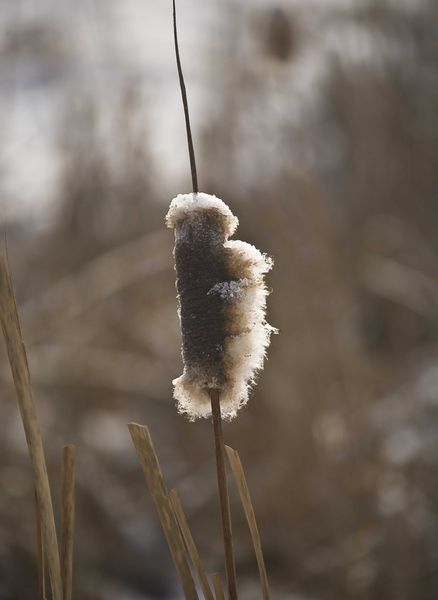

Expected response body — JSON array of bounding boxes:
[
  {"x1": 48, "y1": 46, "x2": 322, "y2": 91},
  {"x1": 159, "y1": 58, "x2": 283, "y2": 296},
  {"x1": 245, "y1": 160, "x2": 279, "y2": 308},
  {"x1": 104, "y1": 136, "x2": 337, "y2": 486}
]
[
  {"x1": 166, "y1": 192, "x2": 238, "y2": 236},
  {"x1": 167, "y1": 193, "x2": 276, "y2": 420}
]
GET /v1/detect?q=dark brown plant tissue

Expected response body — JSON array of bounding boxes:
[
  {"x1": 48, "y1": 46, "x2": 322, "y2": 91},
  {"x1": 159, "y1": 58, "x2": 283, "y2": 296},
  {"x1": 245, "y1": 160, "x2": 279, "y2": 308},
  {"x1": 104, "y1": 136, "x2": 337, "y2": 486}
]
[{"x1": 166, "y1": 193, "x2": 276, "y2": 420}]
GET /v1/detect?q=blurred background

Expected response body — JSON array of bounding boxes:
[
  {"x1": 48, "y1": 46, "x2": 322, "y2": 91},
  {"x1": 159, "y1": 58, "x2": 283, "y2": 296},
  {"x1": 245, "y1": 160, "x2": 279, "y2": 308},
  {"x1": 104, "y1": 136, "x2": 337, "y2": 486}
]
[{"x1": 0, "y1": 0, "x2": 437, "y2": 598}]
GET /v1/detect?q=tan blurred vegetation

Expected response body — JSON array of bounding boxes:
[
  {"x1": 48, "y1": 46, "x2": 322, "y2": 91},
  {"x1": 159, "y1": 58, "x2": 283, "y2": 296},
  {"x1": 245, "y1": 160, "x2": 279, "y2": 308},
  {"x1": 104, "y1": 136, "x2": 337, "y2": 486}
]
[{"x1": 0, "y1": 1, "x2": 438, "y2": 599}]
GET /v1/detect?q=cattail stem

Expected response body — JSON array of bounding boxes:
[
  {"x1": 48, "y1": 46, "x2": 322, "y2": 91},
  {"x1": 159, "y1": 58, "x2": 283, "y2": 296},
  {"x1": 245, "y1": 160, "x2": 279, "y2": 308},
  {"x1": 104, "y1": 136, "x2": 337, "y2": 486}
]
[
  {"x1": 209, "y1": 389, "x2": 238, "y2": 600},
  {"x1": 172, "y1": 0, "x2": 198, "y2": 194}
]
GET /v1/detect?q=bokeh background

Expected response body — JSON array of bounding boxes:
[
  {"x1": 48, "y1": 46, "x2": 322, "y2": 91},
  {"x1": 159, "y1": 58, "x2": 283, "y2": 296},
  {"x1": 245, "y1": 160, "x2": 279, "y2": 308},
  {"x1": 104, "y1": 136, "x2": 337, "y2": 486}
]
[{"x1": 1, "y1": 0, "x2": 437, "y2": 598}]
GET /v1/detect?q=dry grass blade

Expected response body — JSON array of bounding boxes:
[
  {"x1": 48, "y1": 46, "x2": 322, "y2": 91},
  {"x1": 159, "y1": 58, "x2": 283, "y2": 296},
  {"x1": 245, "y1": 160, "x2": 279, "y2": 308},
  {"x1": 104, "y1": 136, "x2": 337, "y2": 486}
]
[
  {"x1": 0, "y1": 256, "x2": 62, "y2": 600},
  {"x1": 61, "y1": 445, "x2": 76, "y2": 600},
  {"x1": 211, "y1": 573, "x2": 225, "y2": 600},
  {"x1": 225, "y1": 446, "x2": 270, "y2": 600},
  {"x1": 209, "y1": 389, "x2": 238, "y2": 600},
  {"x1": 169, "y1": 489, "x2": 215, "y2": 600},
  {"x1": 35, "y1": 491, "x2": 47, "y2": 600},
  {"x1": 128, "y1": 423, "x2": 199, "y2": 600}
]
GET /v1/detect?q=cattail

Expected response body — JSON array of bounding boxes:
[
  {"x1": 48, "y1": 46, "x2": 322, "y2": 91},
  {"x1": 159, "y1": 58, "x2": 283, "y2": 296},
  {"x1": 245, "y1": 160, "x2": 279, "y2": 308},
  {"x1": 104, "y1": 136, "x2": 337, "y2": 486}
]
[
  {"x1": 166, "y1": 192, "x2": 275, "y2": 421},
  {"x1": 169, "y1": 4, "x2": 275, "y2": 597}
]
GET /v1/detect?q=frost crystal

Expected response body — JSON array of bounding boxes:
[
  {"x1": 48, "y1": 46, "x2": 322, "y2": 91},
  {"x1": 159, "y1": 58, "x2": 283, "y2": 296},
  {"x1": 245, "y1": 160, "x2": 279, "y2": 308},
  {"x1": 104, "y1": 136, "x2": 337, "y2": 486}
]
[{"x1": 207, "y1": 279, "x2": 249, "y2": 301}]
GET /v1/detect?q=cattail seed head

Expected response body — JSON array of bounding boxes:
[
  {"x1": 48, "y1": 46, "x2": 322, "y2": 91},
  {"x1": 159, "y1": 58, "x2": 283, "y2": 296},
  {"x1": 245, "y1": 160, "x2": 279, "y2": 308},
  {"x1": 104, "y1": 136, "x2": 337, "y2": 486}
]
[{"x1": 166, "y1": 193, "x2": 275, "y2": 420}]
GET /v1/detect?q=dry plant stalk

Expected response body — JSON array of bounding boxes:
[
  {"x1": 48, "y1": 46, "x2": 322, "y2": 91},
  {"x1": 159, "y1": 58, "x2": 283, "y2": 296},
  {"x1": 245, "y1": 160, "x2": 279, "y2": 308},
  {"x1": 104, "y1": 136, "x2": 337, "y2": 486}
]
[
  {"x1": 35, "y1": 491, "x2": 47, "y2": 600},
  {"x1": 61, "y1": 444, "x2": 76, "y2": 600},
  {"x1": 169, "y1": 489, "x2": 215, "y2": 600},
  {"x1": 128, "y1": 423, "x2": 199, "y2": 600},
  {"x1": 0, "y1": 257, "x2": 62, "y2": 600},
  {"x1": 212, "y1": 573, "x2": 226, "y2": 600},
  {"x1": 226, "y1": 446, "x2": 270, "y2": 600}
]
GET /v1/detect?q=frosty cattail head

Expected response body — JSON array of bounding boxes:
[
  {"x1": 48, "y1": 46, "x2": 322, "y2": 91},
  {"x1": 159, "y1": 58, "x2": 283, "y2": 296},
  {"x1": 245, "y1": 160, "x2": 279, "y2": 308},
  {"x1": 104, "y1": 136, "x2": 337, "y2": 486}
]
[{"x1": 166, "y1": 192, "x2": 275, "y2": 420}]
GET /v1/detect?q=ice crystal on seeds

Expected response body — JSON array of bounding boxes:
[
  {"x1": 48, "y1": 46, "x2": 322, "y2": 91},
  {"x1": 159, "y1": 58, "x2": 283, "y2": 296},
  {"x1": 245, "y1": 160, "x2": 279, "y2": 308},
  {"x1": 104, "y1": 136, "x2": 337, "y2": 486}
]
[{"x1": 207, "y1": 279, "x2": 249, "y2": 301}]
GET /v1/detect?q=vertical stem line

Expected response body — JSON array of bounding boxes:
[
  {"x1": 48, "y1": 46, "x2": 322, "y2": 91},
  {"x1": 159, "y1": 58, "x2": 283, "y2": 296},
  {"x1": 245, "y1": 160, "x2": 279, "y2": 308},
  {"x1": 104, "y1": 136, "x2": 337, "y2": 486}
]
[
  {"x1": 209, "y1": 389, "x2": 238, "y2": 600},
  {"x1": 35, "y1": 491, "x2": 46, "y2": 600},
  {"x1": 173, "y1": 0, "x2": 198, "y2": 194}
]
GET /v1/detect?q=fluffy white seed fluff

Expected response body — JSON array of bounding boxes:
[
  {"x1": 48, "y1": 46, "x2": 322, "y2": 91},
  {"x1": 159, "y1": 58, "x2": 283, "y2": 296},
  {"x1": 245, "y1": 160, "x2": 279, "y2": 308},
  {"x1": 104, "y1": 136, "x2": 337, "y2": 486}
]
[
  {"x1": 167, "y1": 192, "x2": 238, "y2": 237},
  {"x1": 166, "y1": 192, "x2": 276, "y2": 420}
]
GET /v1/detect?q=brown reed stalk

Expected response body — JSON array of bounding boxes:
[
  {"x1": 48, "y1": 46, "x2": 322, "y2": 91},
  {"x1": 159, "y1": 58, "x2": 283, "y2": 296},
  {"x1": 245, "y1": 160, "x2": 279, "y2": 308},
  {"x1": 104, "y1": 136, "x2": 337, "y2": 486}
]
[
  {"x1": 35, "y1": 491, "x2": 47, "y2": 600},
  {"x1": 61, "y1": 444, "x2": 76, "y2": 600},
  {"x1": 211, "y1": 573, "x2": 226, "y2": 600},
  {"x1": 0, "y1": 256, "x2": 63, "y2": 600},
  {"x1": 225, "y1": 446, "x2": 270, "y2": 600},
  {"x1": 128, "y1": 423, "x2": 199, "y2": 600},
  {"x1": 209, "y1": 389, "x2": 238, "y2": 600},
  {"x1": 170, "y1": 488, "x2": 215, "y2": 600}
]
